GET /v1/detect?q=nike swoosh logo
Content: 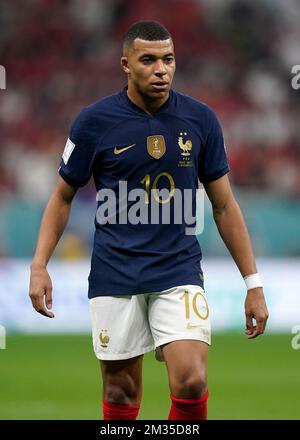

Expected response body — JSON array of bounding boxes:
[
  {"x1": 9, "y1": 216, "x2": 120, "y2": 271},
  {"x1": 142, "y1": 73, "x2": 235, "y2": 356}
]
[
  {"x1": 114, "y1": 143, "x2": 136, "y2": 155},
  {"x1": 186, "y1": 323, "x2": 202, "y2": 330}
]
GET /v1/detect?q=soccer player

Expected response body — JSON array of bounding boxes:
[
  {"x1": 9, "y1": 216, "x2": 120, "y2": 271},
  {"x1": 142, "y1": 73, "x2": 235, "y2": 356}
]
[{"x1": 29, "y1": 21, "x2": 269, "y2": 420}]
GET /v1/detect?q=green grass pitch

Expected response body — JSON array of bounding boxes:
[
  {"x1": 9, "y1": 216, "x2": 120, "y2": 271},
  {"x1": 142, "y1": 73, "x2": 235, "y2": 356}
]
[{"x1": 0, "y1": 333, "x2": 299, "y2": 419}]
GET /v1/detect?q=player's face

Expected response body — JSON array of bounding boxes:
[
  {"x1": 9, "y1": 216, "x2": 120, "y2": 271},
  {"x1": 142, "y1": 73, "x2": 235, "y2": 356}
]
[{"x1": 121, "y1": 38, "x2": 176, "y2": 99}]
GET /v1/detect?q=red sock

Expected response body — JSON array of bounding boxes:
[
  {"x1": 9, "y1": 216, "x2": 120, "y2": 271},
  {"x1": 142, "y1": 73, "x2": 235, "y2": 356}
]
[
  {"x1": 168, "y1": 390, "x2": 209, "y2": 420},
  {"x1": 102, "y1": 400, "x2": 140, "y2": 420}
]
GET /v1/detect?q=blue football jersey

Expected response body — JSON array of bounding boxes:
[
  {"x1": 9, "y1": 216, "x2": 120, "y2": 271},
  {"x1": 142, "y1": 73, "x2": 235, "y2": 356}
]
[{"x1": 59, "y1": 87, "x2": 229, "y2": 298}]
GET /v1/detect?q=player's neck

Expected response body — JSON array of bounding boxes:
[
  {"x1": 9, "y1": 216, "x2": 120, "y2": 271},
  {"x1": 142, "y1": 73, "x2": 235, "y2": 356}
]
[{"x1": 126, "y1": 86, "x2": 169, "y2": 115}]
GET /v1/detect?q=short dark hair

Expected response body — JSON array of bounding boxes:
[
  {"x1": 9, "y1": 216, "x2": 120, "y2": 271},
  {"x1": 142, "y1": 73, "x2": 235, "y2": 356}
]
[{"x1": 123, "y1": 21, "x2": 172, "y2": 54}]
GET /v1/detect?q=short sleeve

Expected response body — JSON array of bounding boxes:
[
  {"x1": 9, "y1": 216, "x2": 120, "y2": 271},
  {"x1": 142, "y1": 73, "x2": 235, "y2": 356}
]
[
  {"x1": 198, "y1": 109, "x2": 229, "y2": 184},
  {"x1": 59, "y1": 108, "x2": 97, "y2": 187}
]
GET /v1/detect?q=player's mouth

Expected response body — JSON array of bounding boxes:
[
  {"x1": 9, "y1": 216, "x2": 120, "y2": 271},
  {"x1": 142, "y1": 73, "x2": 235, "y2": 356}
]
[{"x1": 151, "y1": 81, "x2": 169, "y2": 91}]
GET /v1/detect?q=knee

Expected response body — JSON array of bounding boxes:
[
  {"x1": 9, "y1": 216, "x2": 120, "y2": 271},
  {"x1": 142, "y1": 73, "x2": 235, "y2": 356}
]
[
  {"x1": 103, "y1": 374, "x2": 140, "y2": 405},
  {"x1": 170, "y1": 369, "x2": 207, "y2": 399}
]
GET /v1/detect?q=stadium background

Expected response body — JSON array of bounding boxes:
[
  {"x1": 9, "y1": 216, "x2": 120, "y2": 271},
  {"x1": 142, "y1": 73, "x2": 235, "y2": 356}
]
[{"x1": 0, "y1": 0, "x2": 299, "y2": 420}]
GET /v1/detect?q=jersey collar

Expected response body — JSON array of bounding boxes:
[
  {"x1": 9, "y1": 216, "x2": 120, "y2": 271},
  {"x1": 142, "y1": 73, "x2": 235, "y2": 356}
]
[{"x1": 120, "y1": 86, "x2": 174, "y2": 117}]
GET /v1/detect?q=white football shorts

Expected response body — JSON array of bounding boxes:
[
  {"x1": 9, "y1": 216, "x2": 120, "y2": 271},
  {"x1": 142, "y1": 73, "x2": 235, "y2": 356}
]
[{"x1": 89, "y1": 284, "x2": 211, "y2": 361}]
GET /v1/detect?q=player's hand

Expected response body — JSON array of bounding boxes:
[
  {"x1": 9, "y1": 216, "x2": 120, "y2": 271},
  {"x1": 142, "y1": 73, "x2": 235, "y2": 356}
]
[
  {"x1": 29, "y1": 263, "x2": 55, "y2": 318},
  {"x1": 244, "y1": 287, "x2": 268, "y2": 339}
]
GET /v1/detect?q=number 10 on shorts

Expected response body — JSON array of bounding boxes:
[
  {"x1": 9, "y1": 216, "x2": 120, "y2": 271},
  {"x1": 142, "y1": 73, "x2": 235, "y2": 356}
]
[{"x1": 180, "y1": 290, "x2": 209, "y2": 321}]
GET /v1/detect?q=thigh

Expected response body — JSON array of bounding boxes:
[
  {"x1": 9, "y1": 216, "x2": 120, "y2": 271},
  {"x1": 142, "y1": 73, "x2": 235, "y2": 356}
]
[
  {"x1": 89, "y1": 294, "x2": 155, "y2": 361},
  {"x1": 148, "y1": 284, "x2": 211, "y2": 361},
  {"x1": 100, "y1": 355, "x2": 144, "y2": 404},
  {"x1": 161, "y1": 339, "x2": 209, "y2": 399},
  {"x1": 162, "y1": 339, "x2": 209, "y2": 377}
]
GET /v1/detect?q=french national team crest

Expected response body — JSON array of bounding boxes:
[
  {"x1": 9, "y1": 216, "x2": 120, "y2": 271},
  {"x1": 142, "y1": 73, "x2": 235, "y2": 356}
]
[
  {"x1": 177, "y1": 132, "x2": 193, "y2": 167},
  {"x1": 99, "y1": 329, "x2": 110, "y2": 348},
  {"x1": 147, "y1": 135, "x2": 166, "y2": 159}
]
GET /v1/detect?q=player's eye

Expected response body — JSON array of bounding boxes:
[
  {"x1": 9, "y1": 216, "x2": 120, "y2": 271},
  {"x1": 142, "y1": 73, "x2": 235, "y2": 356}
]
[
  {"x1": 141, "y1": 58, "x2": 152, "y2": 64},
  {"x1": 165, "y1": 57, "x2": 174, "y2": 63}
]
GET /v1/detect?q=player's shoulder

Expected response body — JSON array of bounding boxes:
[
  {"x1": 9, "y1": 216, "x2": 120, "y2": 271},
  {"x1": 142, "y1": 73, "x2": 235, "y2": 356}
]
[
  {"x1": 76, "y1": 92, "x2": 120, "y2": 120},
  {"x1": 173, "y1": 89, "x2": 218, "y2": 124},
  {"x1": 70, "y1": 91, "x2": 121, "y2": 133},
  {"x1": 88, "y1": 91, "x2": 121, "y2": 112}
]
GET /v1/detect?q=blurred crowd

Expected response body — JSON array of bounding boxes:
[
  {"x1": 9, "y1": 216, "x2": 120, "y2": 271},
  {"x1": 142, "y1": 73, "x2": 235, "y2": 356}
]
[{"x1": 0, "y1": 0, "x2": 300, "y2": 257}]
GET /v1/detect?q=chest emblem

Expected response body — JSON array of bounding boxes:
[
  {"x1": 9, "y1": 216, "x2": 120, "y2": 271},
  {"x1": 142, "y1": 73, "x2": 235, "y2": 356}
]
[
  {"x1": 177, "y1": 132, "x2": 193, "y2": 167},
  {"x1": 147, "y1": 135, "x2": 166, "y2": 159},
  {"x1": 178, "y1": 132, "x2": 192, "y2": 156}
]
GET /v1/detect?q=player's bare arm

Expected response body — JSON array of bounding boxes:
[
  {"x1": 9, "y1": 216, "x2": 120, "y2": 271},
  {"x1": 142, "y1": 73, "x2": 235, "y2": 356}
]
[
  {"x1": 204, "y1": 174, "x2": 269, "y2": 339},
  {"x1": 29, "y1": 176, "x2": 77, "y2": 318}
]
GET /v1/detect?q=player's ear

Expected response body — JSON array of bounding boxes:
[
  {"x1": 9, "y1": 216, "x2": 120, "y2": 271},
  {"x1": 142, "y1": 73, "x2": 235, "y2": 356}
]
[{"x1": 120, "y1": 57, "x2": 130, "y2": 74}]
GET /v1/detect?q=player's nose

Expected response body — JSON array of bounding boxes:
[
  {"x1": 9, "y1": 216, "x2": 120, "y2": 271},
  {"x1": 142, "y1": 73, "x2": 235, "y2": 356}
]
[{"x1": 154, "y1": 59, "x2": 167, "y2": 75}]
